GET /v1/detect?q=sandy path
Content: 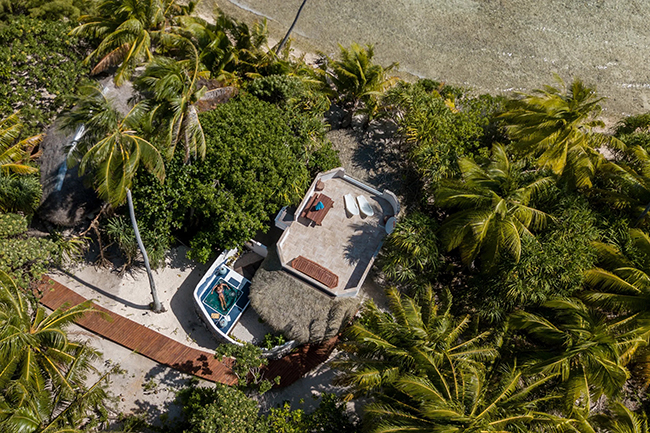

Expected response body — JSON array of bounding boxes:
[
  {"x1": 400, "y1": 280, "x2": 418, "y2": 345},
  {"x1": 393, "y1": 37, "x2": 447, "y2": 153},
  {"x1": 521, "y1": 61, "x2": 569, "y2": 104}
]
[{"x1": 206, "y1": 0, "x2": 650, "y2": 119}]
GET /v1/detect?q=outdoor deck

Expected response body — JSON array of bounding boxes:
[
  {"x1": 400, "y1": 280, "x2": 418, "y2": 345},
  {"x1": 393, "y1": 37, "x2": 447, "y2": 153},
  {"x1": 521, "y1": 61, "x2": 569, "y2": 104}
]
[
  {"x1": 37, "y1": 276, "x2": 237, "y2": 386},
  {"x1": 279, "y1": 176, "x2": 392, "y2": 295}
]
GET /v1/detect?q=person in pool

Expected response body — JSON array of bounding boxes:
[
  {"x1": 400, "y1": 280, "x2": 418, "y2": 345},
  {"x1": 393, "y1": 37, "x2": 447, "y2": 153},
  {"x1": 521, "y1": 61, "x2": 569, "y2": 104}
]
[{"x1": 211, "y1": 283, "x2": 228, "y2": 309}]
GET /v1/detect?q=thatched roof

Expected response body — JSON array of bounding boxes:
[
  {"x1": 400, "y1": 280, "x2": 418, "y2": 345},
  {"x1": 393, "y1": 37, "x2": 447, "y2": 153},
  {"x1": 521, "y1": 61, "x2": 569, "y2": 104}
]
[{"x1": 250, "y1": 247, "x2": 360, "y2": 344}]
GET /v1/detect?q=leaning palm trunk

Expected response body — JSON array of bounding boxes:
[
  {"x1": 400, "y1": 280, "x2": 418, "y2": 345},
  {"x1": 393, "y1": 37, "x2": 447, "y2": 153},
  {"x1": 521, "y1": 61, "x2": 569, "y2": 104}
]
[
  {"x1": 276, "y1": 0, "x2": 308, "y2": 54},
  {"x1": 127, "y1": 189, "x2": 163, "y2": 313}
]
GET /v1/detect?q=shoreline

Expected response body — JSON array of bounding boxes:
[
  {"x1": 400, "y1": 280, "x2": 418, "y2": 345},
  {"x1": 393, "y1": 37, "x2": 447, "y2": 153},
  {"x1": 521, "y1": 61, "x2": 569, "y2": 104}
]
[{"x1": 206, "y1": 0, "x2": 650, "y2": 125}]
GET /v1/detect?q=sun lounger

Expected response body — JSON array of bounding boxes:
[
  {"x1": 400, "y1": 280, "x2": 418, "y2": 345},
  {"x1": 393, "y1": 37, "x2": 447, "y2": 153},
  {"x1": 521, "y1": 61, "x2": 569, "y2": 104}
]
[
  {"x1": 356, "y1": 195, "x2": 374, "y2": 217},
  {"x1": 291, "y1": 255, "x2": 339, "y2": 288},
  {"x1": 344, "y1": 193, "x2": 359, "y2": 216}
]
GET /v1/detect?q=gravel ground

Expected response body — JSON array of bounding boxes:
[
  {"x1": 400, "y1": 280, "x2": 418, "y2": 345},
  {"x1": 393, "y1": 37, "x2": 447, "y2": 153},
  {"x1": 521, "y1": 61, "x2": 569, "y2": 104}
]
[{"x1": 206, "y1": 0, "x2": 650, "y2": 120}]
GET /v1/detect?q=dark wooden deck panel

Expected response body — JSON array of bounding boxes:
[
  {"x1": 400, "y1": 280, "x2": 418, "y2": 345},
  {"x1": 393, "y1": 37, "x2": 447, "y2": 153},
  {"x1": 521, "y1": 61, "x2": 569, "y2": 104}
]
[
  {"x1": 264, "y1": 336, "x2": 339, "y2": 388},
  {"x1": 37, "y1": 276, "x2": 237, "y2": 386}
]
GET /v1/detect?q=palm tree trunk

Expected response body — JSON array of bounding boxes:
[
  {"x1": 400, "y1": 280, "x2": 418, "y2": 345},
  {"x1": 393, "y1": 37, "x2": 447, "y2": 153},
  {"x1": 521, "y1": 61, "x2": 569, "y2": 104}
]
[
  {"x1": 126, "y1": 189, "x2": 164, "y2": 313},
  {"x1": 276, "y1": 0, "x2": 308, "y2": 55}
]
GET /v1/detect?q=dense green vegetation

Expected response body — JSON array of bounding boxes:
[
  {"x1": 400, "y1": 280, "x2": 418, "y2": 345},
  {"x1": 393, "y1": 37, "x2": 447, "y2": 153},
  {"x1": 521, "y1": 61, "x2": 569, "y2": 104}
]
[
  {"x1": 9, "y1": 0, "x2": 650, "y2": 430},
  {"x1": 168, "y1": 384, "x2": 356, "y2": 433},
  {"x1": 0, "y1": 271, "x2": 113, "y2": 432},
  {"x1": 0, "y1": 17, "x2": 88, "y2": 135}
]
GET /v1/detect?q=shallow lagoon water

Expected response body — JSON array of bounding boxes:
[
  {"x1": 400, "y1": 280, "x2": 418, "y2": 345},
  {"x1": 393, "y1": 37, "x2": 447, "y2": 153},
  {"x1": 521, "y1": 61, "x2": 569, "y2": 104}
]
[{"x1": 206, "y1": 0, "x2": 650, "y2": 118}]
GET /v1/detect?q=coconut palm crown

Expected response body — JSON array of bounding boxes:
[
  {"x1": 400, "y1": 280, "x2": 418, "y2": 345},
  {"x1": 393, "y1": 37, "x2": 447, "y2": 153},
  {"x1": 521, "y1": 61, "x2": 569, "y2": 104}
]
[
  {"x1": 510, "y1": 298, "x2": 643, "y2": 411},
  {"x1": 134, "y1": 55, "x2": 206, "y2": 162},
  {"x1": 71, "y1": 0, "x2": 194, "y2": 85},
  {"x1": 334, "y1": 286, "x2": 496, "y2": 398},
  {"x1": 499, "y1": 77, "x2": 623, "y2": 188},
  {"x1": 436, "y1": 143, "x2": 554, "y2": 268},
  {"x1": 60, "y1": 82, "x2": 165, "y2": 207},
  {"x1": 0, "y1": 112, "x2": 41, "y2": 175},
  {"x1": 584, "y1": 228, "x2": 650, "y2": 320}
]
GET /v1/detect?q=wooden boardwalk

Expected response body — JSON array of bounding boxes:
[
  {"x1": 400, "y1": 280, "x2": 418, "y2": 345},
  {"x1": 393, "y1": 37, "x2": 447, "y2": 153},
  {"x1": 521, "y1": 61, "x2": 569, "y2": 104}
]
[{"x1": 37, "y1": 276, "x2": 237, "y2": 386}]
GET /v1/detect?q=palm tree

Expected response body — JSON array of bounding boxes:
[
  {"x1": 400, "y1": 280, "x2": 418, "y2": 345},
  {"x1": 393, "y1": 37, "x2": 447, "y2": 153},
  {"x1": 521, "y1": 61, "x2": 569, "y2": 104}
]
[
  {"x1": 601, "y1": 404, "x2": 650, "y2": 433},
  {"x1": 365, "y1": 361, "x2": 563, "y2": 433},
  {"x1": 0, "y1": 112, "x2": 41, "y2": 175},
  {"x1": 597, "y1": 142, "x2": 650, "y2": 226},
  {"x1": 436, "y1": 143, "x2": 554, "y2": 268},
  {"x1": 276, "y1": 0, "x2": 308, "y2": 54},
  {"x1": 134, "y1": 54, "x2": 206, "y2": 162},
  {"x1": 172, "y1": 15, "x2": 238, "y2": 82},
  {"x1": 0, "y1": 270, "x2": 113, "y2": 432},
  {"x1": 60, "y1": 82, "x2": 165, "y2": 207},
  {"x1": 0, "y1": 270, "x2": 99, "y2": 394},
  {"x1": 378, "y1": 212, "x2": 442, "y2": 284},
  {"x1": 584, "y1": 228, "x2": 650, "y2": 321},
  {"x1": 499, "y1": 77, "x2": 623, "y2": 188},
  {"x1": 335, "y1": 286, "x2": 496, "y2": 398},
  {"x1": 0, "y1": 175, "x2": 42, "y2": 214},
  {"x1": 71, "y1": 0, "x2": 192, "y2": 85},
  {"x1": 509, "y1": 298, "x2": 642, "y2": 410},
  {"x1": 319, "y1": 43, "x2": 397, "y2": 118}
]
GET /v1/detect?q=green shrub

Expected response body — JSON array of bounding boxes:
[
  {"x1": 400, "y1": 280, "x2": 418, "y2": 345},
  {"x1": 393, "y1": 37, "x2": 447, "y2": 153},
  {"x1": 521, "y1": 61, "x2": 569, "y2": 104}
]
[
  {"x1": 0, "y1": 17, "x2": 88, "y2": 135},
  {"x1": 262, "y1": 332, "x2": 287, "y2": 349},
  {"x1": 307, "y1": 141, "x2": 340, "y2": 175},
  {"x1": 175, "y1": 384, "x2": 265, "y2": 433},
  {"x1": 0, "y1": 212, "x2": 60, "y2": 287},
  {"x1": 0, "y1": 175, "x2": 42, "y2": 214},
  {"x1": 130, "y1": 96, "x2": 311, "y2": 263}
]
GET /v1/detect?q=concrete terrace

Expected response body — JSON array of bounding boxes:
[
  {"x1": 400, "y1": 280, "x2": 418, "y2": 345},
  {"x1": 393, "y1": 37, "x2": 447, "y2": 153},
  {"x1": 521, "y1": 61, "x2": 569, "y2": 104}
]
[{"x1": 276, "y1": 168, "x2": 399, "y2": 297}]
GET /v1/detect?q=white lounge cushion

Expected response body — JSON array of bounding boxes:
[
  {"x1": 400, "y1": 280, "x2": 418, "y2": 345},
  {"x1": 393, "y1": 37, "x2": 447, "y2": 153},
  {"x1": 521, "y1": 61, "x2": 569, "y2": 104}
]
[
  {"x1": 344, "y1": 193, "x2": 359, "y2": 216},
  {"x1": 356, "y1": 195, "x2": 374, "y2": 217}
]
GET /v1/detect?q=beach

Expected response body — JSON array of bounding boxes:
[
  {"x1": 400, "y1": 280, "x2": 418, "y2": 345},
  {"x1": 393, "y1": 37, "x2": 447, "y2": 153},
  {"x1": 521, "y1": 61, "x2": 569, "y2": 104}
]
[{"x1": 205, "y1": 0, "x2": 650, "y2": 118}]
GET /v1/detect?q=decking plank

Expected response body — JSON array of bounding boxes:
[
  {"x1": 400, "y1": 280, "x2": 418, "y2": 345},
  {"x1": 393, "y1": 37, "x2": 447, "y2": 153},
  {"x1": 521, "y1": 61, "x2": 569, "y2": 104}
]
[{"x1": 37, "y1": 276, "x2": 237, "y2": 386}]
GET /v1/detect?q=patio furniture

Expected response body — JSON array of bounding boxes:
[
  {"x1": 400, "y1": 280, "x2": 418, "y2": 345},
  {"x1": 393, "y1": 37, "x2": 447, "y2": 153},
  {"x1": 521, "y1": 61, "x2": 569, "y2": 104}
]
[
  {"x1": 385, "y1": 216, "x2": 397, "y2": 234},
  {"x1": 302, "y1": 193, "x2": 334, "y2": 225},
  {"x1": 315, "y1": 179, "x2": 325, "y2": 191},
  {"x1": 344, "y1": 193, "x2": 359, "y2": 216},
  {"x1": 356, "y1": 195, "x2": 374, "y2": 217},
  {"x1": 291, "y1": 255, "x2": 339, "y2": 288},
  {"x1": 300, "y1": 193, "x2": 319, "y2": 219}
]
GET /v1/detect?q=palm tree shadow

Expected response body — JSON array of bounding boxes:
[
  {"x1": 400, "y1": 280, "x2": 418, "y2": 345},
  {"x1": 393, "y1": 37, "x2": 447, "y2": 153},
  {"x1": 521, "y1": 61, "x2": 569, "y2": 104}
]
[
  {"x1": 57, "y1": 269, "x2": 150, "y2": 310},
  {"x1": 344, "y1": 221, "x2": 385, "y2": 290},
  {"x1": 351, "y1": 119, "x2": 405, "y2": 193}
]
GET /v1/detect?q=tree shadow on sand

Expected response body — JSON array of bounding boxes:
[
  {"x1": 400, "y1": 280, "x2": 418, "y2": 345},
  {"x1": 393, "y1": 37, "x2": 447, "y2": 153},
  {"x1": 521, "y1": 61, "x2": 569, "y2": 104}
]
[
  {"x1": 328, "y1": 119, "x2": 410, "y2": 200},
  {"x1": 169, "y1": 264, "x2": 220, "y2": 351}
]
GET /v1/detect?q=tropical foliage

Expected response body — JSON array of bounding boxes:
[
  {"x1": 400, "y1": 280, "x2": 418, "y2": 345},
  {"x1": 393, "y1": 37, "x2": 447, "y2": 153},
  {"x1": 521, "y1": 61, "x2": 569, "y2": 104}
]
[
  {"x1": 11, "y1": 0, "x2": 650, "y2": 429},
  {"x1": 384, "y1": 79, "x2": 500, "y2": 189},
  {"x1": 61, "y1": 82, "x2": 165, "y2": 207},
  {"x1": 436, "y1": 143, "x2": 553, "y2": 268},
  {"x1": 0, "y1": 213, "x2": 63, "y2": 287},
  {"x1": 130, "y1": 95, "x2": 311, "y2": 262},
  {"x1": 0, "y1": 270, "x2": 113, "y2": 433},
  {"x1": 71, "y1": 0, "x2": 194, "y2": 85},
  {"x1": 134, "y1": 55, "x2": 206, "y2": 162},
  {"x1": 0, "y1": 112, "x2": 41, "y2": 175},
  {"x1": 499, "y1": 77, "x2": 623, "y2": 188},
  {"x1": 171, "y1": 383, "x2": 357, "y2": 433},
  {"x1": 0, "y1": 175, "x2": 42, "y2": 214},
  {"x1": 318, "y1": 43, "x2": 397, "y2": 118},
  {"x1": 0, "y1": 17, "x2": 88, "y2": 134},
  {"x1": 378, "y1": 212, "x2": 441, "y2": 284},
  {"x1": 335, "y1": 286, "x2": 496, "y2": 397}
]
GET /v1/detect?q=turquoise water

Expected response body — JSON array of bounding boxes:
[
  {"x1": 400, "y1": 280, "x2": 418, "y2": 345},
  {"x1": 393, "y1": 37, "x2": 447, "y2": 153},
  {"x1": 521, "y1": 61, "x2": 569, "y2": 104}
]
[
  {"x1": 208, "y1": 0, "x2": 650, "y2": 117},
  {"x1": 204, "y1": 279, "x2": 240, "y2": 315}
]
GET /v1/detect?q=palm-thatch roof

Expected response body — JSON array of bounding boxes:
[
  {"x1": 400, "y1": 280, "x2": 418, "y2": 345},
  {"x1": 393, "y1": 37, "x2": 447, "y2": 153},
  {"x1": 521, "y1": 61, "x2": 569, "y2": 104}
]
[{"x1": 250, "y1": 247, "x2": 360, "y2": 344}]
